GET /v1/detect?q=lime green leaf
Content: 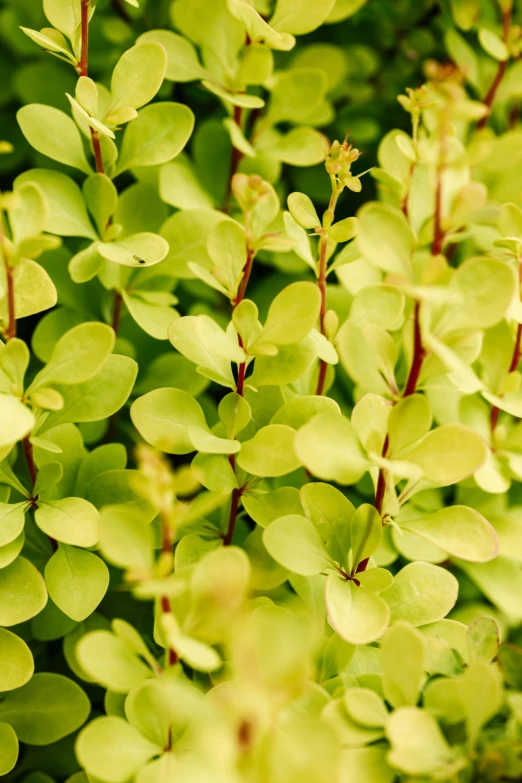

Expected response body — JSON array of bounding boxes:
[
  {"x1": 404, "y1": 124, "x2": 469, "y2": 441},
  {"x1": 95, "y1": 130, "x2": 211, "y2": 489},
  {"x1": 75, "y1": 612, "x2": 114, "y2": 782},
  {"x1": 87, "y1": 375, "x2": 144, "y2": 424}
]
[
  {"x1": 263, "y1": 514, "x2": 331, "y2": 575},
  {"x1": 35, "y1": 498, "x2": 99, "y2": 548},
  {"x1": 39, "y1": 354, "x2": 138, "y2": 431},
  {"x1": 0, "y1": 672, "x2": 90, "y2": 745},
  {"x1": 83, "y1": 173, "x2": 118, "y2": 237},
  {"x1": 116, "y1": 103, "x2": 194, "y2": 174},
  {"x1": 237, "y1": 424, "x2": 300, "y2": 477},
  {"x1": 109, "y1": 43, "x2": 167, "y2": 114},
  {"x1": 382, "y1": 562, "x2": 459, "y2": 626},
  {"x1": 77, "y1": 716, "x2": 161, "y2": 783},
  {"x1": 381, "y1": 622, "x2": 425, "y2": 708},
  {"x1": 15, "y1": 169, "x2": 97, "y2": 239},
  {"x1": 138, "y1": 30, "x2": 209, "y2": 81},
  {"x1": 76, "y1": 630, "x2": 151, "y2": 693},
  {"x1": 13, "y1": 260, "x2": 57, "y2": 320},
  {"x1": 467, "y1": 616, "x2": 500, "y2": 664},
  {"x1": 386, "y1": 707, "x2": 454, "y2": 777},
  {"x1": 168, "y1": 315, "x2": 242, "y2": 387},
  {"x1": 344, "y1": 687, "x2": 388, "y2": 727},
  {"x1": 242, "y1": 487, "x2": 302, "y2": 528},
  {"x1": 288, "y1": 192, "x2": 320, "y2": 229},
  {"x1": 30, "y1": 322, "x2": 115, "y2": 390},
  {"x1": 0, "y1": 503, "x2": 27, "y2": 547},
  {"x1": 0, "y1": 722, "x2": 18, "y2": 775},
  {"x1": 338, "y1": 747, "x2": 394, "y2": 783},
  {"x1": 351, "y1": 504, "x2": 382, "y2": 566},
  {"x1": 294, "y1": 412, "x2": 369, "y2": 484},
  {"x1": 228, "y1": 0, "x2": 295, "y2": 50},
  {"x1": 0, "y1": 396, "x2": 34, "y2": 448},
  {"x1": 271, "y1": 0, "x2": 336, "y2": 35},
  {"x1": 458, "y1": 662, "x2": 503, "y2": 747},
  {"x1": 478, "y1": 27, "x2": 509, "y2": 61},
  {"x1": 403, "y1": 424, "x2": 488, "y2": 488},
  {"x1": 402, "y1": 506, "x2": 498, "y2": 562},
  {"x1": 0, "y1": 628, "x2": 34, "y2": 692},
  {"x1": 99, "y1": 505, "x2": 154, "y2": 572},
  {"x1": 0, "y1": 557, "x2": 47, "y2": 626},
  {"x1": 357, "y1": 202, "x2": 414, "y2": 278},
  {"x1": 159, "y1": 161, "x2": 214, "y2": 210},
  {"x1": 253, "y1": 282, "x2": 321, "y2": 347},
  {"x1": 326, "y1": 575, "x2": 390, "y2": 644},
  {"x1": 98, "y1": 232, "x2": 168, "y2": 268},
  {"x1": 45, "y1": 545, "x2": 109, "y2": 622},
  {"x1": 446, "y1": 257, "x2": 516, "y2": 332},
  {"x1": 17, "y1": 105, "x2": 92, "y2": 174},
  {"x1": 131, "y1": 387, "x2": 206, "y2": 454}
]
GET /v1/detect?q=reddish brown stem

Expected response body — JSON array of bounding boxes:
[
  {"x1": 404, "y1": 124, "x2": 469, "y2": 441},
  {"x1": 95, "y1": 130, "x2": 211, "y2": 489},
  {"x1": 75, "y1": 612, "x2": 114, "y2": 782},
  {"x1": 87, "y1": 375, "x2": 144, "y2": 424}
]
[
  {"x1": 22, "y1": 436, "x2": 37, "y2": 488},
  {"x1": 356, "y1": 435, "x2": 389, "y2": 575},
  {"x1": 234, "y1": 247, "x2": 254, "y2": 307},
  {"x1": 4, "y1": 262, "x2": 16, "y2": 341},
  {"x1": 236, "y1": 352, "x2": 246, "y2": 397},
  {"x1": 476, "y1": 9, "x2": 511, "y2": 131},
  {"x1": 91, "y1": 131, "x2": 105, "y2": 175},
  {"x1": 111, "y1": 291, "x2": 123, "y2": 335},
  {"x1": 431, "y1": 164, "x2": 444, "y2": 255},
  {"x1": 403, "y1": 301, "x2": 425, "y2": 397},
  {"x1": 224, "y1": 487, "x2": 241, "y2": 547},
  {"x1": 79, "y1": 0, "x2": 90, "y2": 77},
  {"x1": 160, "y1": 511, "x2": 178, "y2": 665}
]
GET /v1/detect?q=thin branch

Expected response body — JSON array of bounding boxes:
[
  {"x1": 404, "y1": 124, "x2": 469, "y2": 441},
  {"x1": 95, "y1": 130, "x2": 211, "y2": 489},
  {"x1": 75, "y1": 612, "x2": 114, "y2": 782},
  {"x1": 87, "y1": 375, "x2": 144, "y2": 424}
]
[
  {"x1": 22, "y1": 436, "x2": 37, "y2": 488},
  {"x1": 160, "y1": 508, "x2": 178, "y2": 665},
  {"x1": 403, "y1": 300, "x2": 425, "y2": 397},
  {"x1": 111, "y1": 291, "x2": 123, "y2": 335},
  {"x1": 79, "y1": 0, "x2": 90, "y2": 77},
  {"x1": 224, "y1": 105, "x2": 244, "y2": 212},
  {"x1": 91, "y1": 132, "x2": 105, "y2": 175},
  {"x1": 476, "y1": 7, "x2": 512, "y2": 131}
]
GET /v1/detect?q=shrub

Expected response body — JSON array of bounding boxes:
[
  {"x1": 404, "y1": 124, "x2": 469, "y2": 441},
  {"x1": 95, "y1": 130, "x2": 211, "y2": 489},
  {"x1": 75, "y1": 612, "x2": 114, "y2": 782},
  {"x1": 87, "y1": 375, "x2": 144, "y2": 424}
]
[{"x1": 0, "y1": 0, "x2": 521, "y2": 780}]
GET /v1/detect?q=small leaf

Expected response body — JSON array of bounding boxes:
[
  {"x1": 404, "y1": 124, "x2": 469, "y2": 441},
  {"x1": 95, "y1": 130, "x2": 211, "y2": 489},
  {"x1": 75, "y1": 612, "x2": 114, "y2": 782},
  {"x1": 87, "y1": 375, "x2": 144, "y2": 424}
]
[
  {"x1": 17, "y1": 104, "x2": 92, "y2": 174},
  {"x1": 45, "y1": 545, "x2": 109, "y2": 622},
  {"x1": 263, "y1": 514, "x2": 331, "y2": 575}
]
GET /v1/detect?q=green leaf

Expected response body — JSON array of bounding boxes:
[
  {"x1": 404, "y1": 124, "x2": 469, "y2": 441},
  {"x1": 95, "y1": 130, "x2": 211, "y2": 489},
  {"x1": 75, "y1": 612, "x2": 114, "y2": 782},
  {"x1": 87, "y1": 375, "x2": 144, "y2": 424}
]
[
  {"x1": 116, "y1": 103, "x2": 195, "y2": 174},
  {"x1": 271, "y1": 0, "x2": 336, "y2": 34},
  {"x1": 478, "y1": 27, "x2": 509, "y2": 61},
  {"x1": 467, "y1": 616, "x2": 500, "y2": 664},
  {"x1": 39, "y1": 354, "x2": 138, "y2": 431},
  {"x1": 0, "y1": 722, "x2": 18, "y2": 775},
  {"x1": 357, "y1": 202, "x2": 414, "y2": 278},
  {"x1": 288, "y1": 192, "x2": 320, "y2": 229},
  {"x1": 30, "y1": 322, "x2": 115, "y2": 390},
  {"x1": 131, "y1": 387, "x2": 220, "y2": 454},
  {"x1": 83, "y1": 173, "x2": 118, "y2": 237},
  {"x1": 294, "y1": 412, "x2": 369, "y2": 484},
  {"x1": 138, "y1": 30, "x2": 209, "y2": 81},
  {"x1": 381, "y1": 622, "x2": 425, "y2": 708},
  {"x1": 382, "y1": 562, "x2": 459, "y2": 626},
  {"x1": 0, "y1": 397, "x2": 35, "y2": 448},
  {"x1": 300, "y1": 482, "x2": 353, "y2": 565},
  {"x1": 159, "y1": 160, "x2": 214, "y2": 210},
  {"x1": 250, "y1": 336, "x2": 317, "y2": 386},
  {"x1": 0, "y1": 628, "x2": 34, "y2": 692},
  {"x1": 338, "y1": 748, "x2": 394, "y2": 783},
  {"x1": 446, "y1": 257, "x2": 516, "y2": 332},
  {"x1": 98, "y1": 232, "x2": 169, "y2": 268},
  {"x1": 45, "y1": 545, "x2": 109, "y2": 622},
  {"x1": 242, "y1": 487, "x2": 302, "y2": 527},
  {"x1": 108, "y1": 43, "x2": 167, "y2": 114},
  {"x1": 386, "y1": 707, "x2": 454, "y2": 777},
  {"x1": 0, "y1": 672, "x2": 90, "y2": 745},
  {"x1": 15, "y1": 169, "x2": 97, "y2": 239},
  {"x1": 0, "y1": 503, "x2": 28, "y2": 546},
  {"x1": 263, "y1": 514, "x2": 331, "y2": 575},
  {"x1": 17, "y1": 104, "x2": 92, "y2": 174},
  {"x1": 13, "y1": 260, "x2": 57, "y2": 320},
  {"x1": 77, "y1": 717, "x2": 160, "y2": 783},
  {"x1": 99, "y1": 505, "x2": 154, "y2": 572},
  {"x1": 253, "y1": 282, "x2": 321, "y2": 347},
  {"x1": 168, "y1": 315, "x2": 242, "y2": 387},
  {"x1": 350, "y1": 504, "x2": 382, "y2": 567},
  {"x1": 402, "y1": 506, "x2": 498, "y2": 563},
  {"x1": 344, "y1": 687, "x2": 388, "y2": 727},
  {"x1": 0, "y1": 557, "x2": 47, "y2": 626},
  {"x1": 76, "y1": 630, "x2": 151, "y2": 693},
  {"x1": 458, "y1": 662, "x2": 503, "y2": 747},
  {"x1": 237, "y1": 424, "x2": 300, "y2": 477},
  {"x1": 404, "y1": 424, "x2": 488, "y2": 488},
  {"x1": 35, "y1": 498, "x2": 99, "y2": 548},
  {"x1": 326, "y1": 575, "x2": 390, "y2": 644}
]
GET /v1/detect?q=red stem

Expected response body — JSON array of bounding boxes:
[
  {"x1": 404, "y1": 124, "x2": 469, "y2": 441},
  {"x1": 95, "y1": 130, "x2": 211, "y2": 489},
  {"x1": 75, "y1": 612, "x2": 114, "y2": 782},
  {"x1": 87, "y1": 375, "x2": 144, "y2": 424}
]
[
  {"x1": 91, "y1": 131, "x2": 105, "y2": 175},
  {"x1": 356, "y1": 435, "x2": 389, "y2": 575},
  {"x1": 79, "y1": 0, "x2": 89, "y2": 77},
  {"x1": 403, "y1": 301, "x2": 425, "y2": 397},
  {"x1": 476, "y1": 8, "x2": 511, "y2": 132},
  {"x1": 4, "y1": 262, "x2": 15, "y2": 341},
  {"x1": 160, "y1": 510, "x2": 178, "y2": 665},
  {"x1": 234, "y1": 247, "x2": 254, "y2": 307},
  {"x1": 111, "y1": 291, "x2": 123, "y2": 335},
  {"x1": 22, "y1": 436, "x2": 37, "y2": 488},
  {"x1": 432, "y1": 163, "x2": 444, "y2": 255}
]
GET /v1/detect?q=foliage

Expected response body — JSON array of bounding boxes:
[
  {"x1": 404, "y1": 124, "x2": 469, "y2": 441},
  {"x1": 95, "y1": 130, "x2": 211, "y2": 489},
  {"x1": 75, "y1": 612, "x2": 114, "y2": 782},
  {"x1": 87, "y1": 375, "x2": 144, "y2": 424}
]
[{"x1": 0, "y1": 0, "x2": 522, "y2": 781}]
